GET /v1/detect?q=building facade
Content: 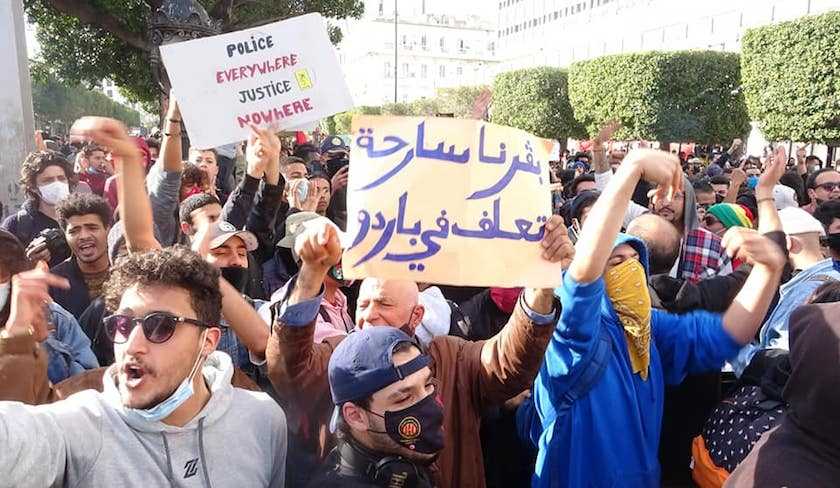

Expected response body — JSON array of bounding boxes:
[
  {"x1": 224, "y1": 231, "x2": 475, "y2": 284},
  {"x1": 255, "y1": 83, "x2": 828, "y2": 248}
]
[
  {"x1": 496, "y1": 0, "x2": 840, "y2": 71},
  {"x1": 336, "y1": 0, "x2": 498, "y2": 106}
]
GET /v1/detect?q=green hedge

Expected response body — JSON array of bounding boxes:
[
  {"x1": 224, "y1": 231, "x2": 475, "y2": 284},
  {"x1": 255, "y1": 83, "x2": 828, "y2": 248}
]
[
  {"x1": 568, "y1": 51, "x2": 749, "y2": 143},
  {"x1": 742, "y1": 11, "x2": 840, "y2": 143},
  {"x1": 491, "y1": 67, "x2": 586, "y2": 140}
]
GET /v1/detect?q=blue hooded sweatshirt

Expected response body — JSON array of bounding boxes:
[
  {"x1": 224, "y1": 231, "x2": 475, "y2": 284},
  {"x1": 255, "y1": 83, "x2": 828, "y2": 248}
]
[{"x1": 527, "y1": 234, "x2": 742, "y2": 488}]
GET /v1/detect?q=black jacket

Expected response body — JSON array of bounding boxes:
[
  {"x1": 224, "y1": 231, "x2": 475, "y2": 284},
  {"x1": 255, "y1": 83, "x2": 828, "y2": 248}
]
[{"x1": 49, "y1": 257, "x2": 92, "y2": 319}]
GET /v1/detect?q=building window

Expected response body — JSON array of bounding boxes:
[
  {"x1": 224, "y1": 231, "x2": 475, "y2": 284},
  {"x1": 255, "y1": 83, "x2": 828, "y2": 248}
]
[
  {"x1": 421, "y1": 34, "x2": 428, "y2": 50},
  {"x1": 402, "y1": 63, "x2": 409, "y2": 77},
  {"x1": 378, "y1": 0, "x2": 383, "y2": 16},
  {"x1": 440, "y1": 37, "x2": 446, "y2": 51},
  {"x1": 457, "y1": 66, "x2": 463, "y2": 76},
  {"x1": 458, "y1": 39, "x2": 465, "y2": 51},
  {"x1": 439, "y1": 65, "x2": 446, "y2": 78},
  {"x1": 385, "y1": 62, "x2": 391, "y2": 78},
  {"x1": 402, "y1": 35, "x2": 408, "y2": 47},
  {"x1": 421, "y1": 64, "x2": 428, "y2": 78}
]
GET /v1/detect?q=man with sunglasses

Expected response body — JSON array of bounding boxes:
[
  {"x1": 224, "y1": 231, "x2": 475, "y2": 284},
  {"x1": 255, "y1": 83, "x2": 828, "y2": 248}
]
[
  {"x1": 802, "y1": 168, "x2": 840, "y2": 214},
  {"x1": 0, "y1": 246, "x2": 287, "y2": 487}
]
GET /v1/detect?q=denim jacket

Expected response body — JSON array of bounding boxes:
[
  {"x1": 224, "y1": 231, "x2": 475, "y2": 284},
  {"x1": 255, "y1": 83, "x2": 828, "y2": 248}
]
[{"x1": 43, "y1": 302, "x2": 99, "y2": 383}]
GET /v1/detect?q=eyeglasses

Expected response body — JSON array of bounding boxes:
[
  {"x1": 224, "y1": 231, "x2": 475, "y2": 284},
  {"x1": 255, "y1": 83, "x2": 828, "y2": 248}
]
[
  {"x1": 703, "y1": 215, "x2": 721, "y2": 227},
  {"x1": 698, "y1": 203, "x2": 713, "y2": 211},
  {"x1": 103, "y1": 311, "x2": 211, "y2": 344},
  {"x1": 815, "y1": 182, "x2": 840, "y2": 192}
]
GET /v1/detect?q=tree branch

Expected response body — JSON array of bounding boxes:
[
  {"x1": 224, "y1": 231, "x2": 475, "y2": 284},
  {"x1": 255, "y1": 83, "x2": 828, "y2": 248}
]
[
  {"x1": 145, "y1": 0, "x2": 163, "y2": 9},
  {"x1": 209, "y1": 0, "x2": 235, "y2": 22},
  {"x1": 47, "y1": 0, "x2": 147, "y2": 51}
]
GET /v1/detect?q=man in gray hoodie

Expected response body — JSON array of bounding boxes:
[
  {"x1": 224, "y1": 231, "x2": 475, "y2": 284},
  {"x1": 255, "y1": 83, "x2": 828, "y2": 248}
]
[{"x1": 0, "y1": 245, "x2": 287, "y2": 487}]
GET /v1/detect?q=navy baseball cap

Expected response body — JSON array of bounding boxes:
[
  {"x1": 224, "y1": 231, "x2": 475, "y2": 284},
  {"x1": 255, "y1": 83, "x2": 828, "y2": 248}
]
[
  {"x1": 328, "y1": 326, "x2": 430, "y2": 432},
  {"x1": 320, "y1": 135, "x2": 348, "y2": 154}
]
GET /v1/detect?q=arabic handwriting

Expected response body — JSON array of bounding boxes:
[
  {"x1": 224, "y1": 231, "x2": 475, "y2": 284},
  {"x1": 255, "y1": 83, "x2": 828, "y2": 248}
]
[
  {"x1": 356, "y1": 127, "x2": 411, "y2": 159},
  {"x1": 416, "y1": 121, "x2": 470, "y2": 163},
  {"x1": 371, "y1": 211, "x2": 387, "y2": 230},
  {"x1": 349, "y1": 210, "x2": 371, "y2": 249},
  {"x1": 395, "y1": 192, "x2": 421, "y2": 235},
  {"x1": 478, "y1": 125, "x2": 507, "y2": 164},
  {"x1": 356, "y1": 148, "x2": 416, "y2": 191},
  {"x1": 468, "y1": 142, "x2": 541, "y2": 200},
  {"x1": 384, "y1": 209, "x2": 450, "y2": 262},
  {"x1": 352, "y1": 217, "x2": 396, "y2": 267}
]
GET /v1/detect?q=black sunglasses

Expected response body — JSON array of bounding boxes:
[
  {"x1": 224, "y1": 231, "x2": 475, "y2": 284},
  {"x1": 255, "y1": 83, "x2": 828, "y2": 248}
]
[
  {"x1": 815, "y1": 182, "x2": 840, "y2": 192},
  {"x1": 703, "y1": 215, "x2": 721, "y2": 227},
  {"x1": 104, "y1": 311, "x2": 211, "y2": 344}
]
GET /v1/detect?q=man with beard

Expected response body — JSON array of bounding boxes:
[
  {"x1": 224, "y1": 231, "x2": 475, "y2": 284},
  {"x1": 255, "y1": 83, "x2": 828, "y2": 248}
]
[
  {"x1": 801, "y1": 168, "x2": 840, "y2": 214},
  {"x1": 51, "y1": 193, "x2": 112, "y2": 318},
  {"x1": 0, "y1": 246, "x2": 287, "y2": 486}
]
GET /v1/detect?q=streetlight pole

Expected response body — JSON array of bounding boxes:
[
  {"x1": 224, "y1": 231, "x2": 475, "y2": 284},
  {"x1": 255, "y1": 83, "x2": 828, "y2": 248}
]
[{"x1": 394, "y1": 0, "x2": 398, "y2": 103}]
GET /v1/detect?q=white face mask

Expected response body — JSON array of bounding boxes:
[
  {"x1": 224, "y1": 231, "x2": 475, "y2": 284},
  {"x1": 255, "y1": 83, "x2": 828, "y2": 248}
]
[
  {"x1": 38, "y1": 181, "x2": 70, "y2": 206},
  {"x1": 0, "y1": 282, "x2": 9, "y2": 310}
]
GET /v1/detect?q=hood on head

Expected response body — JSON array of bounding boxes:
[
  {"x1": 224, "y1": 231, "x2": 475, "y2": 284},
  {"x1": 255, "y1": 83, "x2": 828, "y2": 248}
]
[
  {"x1": 783, "y1": 302, "x2": 840, "y2": 441},
  {"x1": 681, "y1": 175, "x2": 700, "y2": 233},
  {"x1": 613, "y1": 233, "x2": 651, "y2": 277}
]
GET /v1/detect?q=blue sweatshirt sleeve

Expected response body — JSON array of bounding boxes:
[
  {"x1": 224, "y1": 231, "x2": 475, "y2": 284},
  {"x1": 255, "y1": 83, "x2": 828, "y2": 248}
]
[
  {"x1": 539, "y1": 272, "x2": 605, "y2": 403},
  {"x1": 652, "y1": 310, "x2": 741, "y2": 385}
]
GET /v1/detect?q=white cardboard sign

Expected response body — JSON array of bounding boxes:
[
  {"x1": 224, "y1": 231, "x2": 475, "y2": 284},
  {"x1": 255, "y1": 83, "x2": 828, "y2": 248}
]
[{"x1": 160, "y1": 13, "x2": 353, "y2": 148}]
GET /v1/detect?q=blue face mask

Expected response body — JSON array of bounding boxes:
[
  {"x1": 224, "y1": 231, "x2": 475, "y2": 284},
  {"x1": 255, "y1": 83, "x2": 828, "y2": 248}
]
[
  {"x1": 125, "y1": 329, "x2": 207, "y2": 423},
  {"x1": 746, "y1": 175, "x2": 760, "y2": 189},
  {"x1": 86, "y1": 166, "x2": 99, "y2": 175}
]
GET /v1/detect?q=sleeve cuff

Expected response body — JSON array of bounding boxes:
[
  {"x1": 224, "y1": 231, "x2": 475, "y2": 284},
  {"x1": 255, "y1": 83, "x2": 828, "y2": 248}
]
[
  {"x1": 270, "y1": 274, "x2": 325, "y2": 327},
  {"x1": 518, "y1": 293, "x2": 558, "y2": 326}
]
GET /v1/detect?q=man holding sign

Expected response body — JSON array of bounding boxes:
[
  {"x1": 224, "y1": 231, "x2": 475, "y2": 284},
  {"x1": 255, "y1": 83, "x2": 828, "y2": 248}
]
[{"x1": 266, "y1": 114, "x2": 574, "y2": 487}]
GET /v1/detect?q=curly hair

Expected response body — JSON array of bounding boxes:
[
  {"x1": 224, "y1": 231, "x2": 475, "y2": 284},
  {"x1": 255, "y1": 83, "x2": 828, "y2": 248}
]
[
  {"x1": 179, "y1": 193, "x2": 220, "y2": 225},
  {"x1": 181, "y1": 163, "x2": 210, "y2": 190},
  {"x1": 19, "y1": 151, "x2": 77, "y2": 202},
  {"x1": 82, "y1": 143, "x2": 105, "y2": 158},
  {"x1": 0, "y1": 230, "x2": 31, "y2": 323},
  {"x1": 103, "y1": 246, "x2": 222, "y2": 326},
  {"x1": 56, "y1": 193, "x2": 113, "y2": 231}
]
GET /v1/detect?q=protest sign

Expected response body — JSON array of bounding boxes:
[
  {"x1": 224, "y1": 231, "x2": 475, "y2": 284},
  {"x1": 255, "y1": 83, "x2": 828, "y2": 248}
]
[
  {"x1": 159, "y1": 13, "x2": 353, "y2": 148},
  {"x1": 343, "y1": 116, "x2": 563, "y2": 288}
]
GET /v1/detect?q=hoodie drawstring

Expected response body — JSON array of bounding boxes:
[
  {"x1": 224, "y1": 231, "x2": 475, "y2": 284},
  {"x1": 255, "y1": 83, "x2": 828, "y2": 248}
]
[
  {"x1": 161, "y1": 433, "x2": 175, "y2": 485},
  {"x1": 198, "y1": 417, "x2": 213, "y2": 488}
]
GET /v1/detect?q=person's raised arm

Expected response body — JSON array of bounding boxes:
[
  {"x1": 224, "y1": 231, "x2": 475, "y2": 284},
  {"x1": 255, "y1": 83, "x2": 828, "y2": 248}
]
[
  {"x1": 591, "y1": 121, "x2": 619, "y2": 175},
  {"x1": 720, "y1": 228, "x2": 785, "y2": 345},
  {"x1": 755, "y1": 146, "x2": 787, "y2": 234},
  {"x1": 724, "y1": 168, "x2": 746, "y2": 204},
  {"x1": 191, "y1": 222, "x2": 270, "y2": 358},
  {"x1": 160, "y1": 96, "x2": 183, "y2": 173},
  {"x1": 569, "y1": 149, "x2": 682, "y2": 284},
  {"x1": 71, "y1": 117, "x2": 160, "y2": 252}
]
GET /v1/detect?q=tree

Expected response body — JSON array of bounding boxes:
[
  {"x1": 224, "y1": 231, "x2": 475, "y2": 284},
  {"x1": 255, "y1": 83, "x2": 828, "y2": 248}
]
[
  {"x1": 741, "y1": 11, "x2": 840, "y2": 143},
  {"x1": 491, "y1": 67, "x2": 586, "y2": 141},
  {"x1": 32, "y1": 67, "x2": 144, "y2": 133},
  {"x1": 24, "y1": 0, "x2": 365, "y2": 112},
  {"x1": 568, "y1": 51, "x2": 749, "y2": 143}
]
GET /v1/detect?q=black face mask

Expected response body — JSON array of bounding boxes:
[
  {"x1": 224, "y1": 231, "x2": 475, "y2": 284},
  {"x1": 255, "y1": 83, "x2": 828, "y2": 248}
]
[
  {"x1": 220, "y1": 266, "x2": 249, "y2": 292},
  {"x1": 367, "y1": 392, "x2": 445, "y2": 455}
]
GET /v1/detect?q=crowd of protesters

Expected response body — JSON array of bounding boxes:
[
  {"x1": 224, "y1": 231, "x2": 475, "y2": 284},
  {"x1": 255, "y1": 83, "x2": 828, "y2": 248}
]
[{"x1": 0, "y1": 101, "x2": 838, "y2": 488}]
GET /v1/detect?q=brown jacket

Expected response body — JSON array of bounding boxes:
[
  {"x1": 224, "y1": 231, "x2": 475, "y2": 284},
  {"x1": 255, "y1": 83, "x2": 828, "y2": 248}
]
[
  {"x1": 266, "y1": 302, "x2": 555, "y2": 488},
  {"x1": 0, "y1": 332, "x2": 259, "y2": 405}
]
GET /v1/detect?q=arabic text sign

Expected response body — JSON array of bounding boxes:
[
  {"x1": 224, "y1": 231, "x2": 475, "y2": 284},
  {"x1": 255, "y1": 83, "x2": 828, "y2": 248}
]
[
  {"x1": 344, "y1": 116, "x2": 563, "y2": 288},
  {"x1": 160, "y1": 13, "x2": 353, "y2": 148}
]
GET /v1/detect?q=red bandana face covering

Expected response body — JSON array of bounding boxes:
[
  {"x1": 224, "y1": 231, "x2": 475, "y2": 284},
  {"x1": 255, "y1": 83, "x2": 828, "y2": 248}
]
[{"x1": 490, "y1": 287, "x2": 522, "y2": 314}]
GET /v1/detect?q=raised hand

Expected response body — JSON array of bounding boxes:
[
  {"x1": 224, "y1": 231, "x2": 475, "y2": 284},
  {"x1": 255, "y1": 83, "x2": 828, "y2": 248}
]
[
  {"x1": 721, "y1": 228, "x2": 785, "y2": 269},
  {"x1": 624, "y1": 149, "x2": 683, "y2": 201},
  {"x1": 295, "y1": 218, "x2": 341, "y2": 273},
  {"x1": 70, "y1": 117, "x2": 141, "y2": 167},
  {"x1": 4, "y1": 261, "x2": 69, "y2": 341},
  {"x1": 540, "y1": 215, "x2": 575, "y2": 268},
  {"x1": 759, "y1": 145, "x2": 786, "y2": 191},
  {"x1": 330, "y1": 165, "x2": 349, "y2": 192},
  {"x1": 246, "y1": 123, "x2": 282, "y2": 179}
]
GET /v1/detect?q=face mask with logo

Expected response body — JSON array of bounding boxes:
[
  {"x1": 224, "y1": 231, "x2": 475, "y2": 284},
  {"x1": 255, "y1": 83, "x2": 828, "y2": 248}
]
[
  {"x1": 746, "y1": 175, "x2": 760, "y2": 189},
  {"x1": 125, "y1": 329, "x2": 207, "y2": 423},
  {"x1": 0, "y1": 282, "x2": 10, "y2": 311},
  {"x1": 221, "y1": 266, "x2": 249, "y2": 293},
  {"x1": 328, "y1": 262, "x2": 354, "y2": 287},
  {"x1": 366, "y1": 392, "x2": 445, "y2": 455},
  {"x1": 38, "y1": 181, "x2": 70, "y2": 206}
]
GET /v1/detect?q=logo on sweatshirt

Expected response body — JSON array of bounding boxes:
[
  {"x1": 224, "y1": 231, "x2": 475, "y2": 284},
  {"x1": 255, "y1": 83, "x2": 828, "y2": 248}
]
[{"x1": 184, "y1": 459, "x2": 200, "y2": 479}]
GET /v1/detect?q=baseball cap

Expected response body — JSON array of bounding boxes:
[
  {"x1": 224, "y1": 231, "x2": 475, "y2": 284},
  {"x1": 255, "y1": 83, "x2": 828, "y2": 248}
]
[
  {"x1": 778, "y1": 207, "x2": 826, "y2": 236},
  {"x1": 320, "y1": 136, "x2": 348, "y2": 154},
  {"x1": 773, "y1": 185, "x2": 799, "y2": 211},
  {"x1": 276, "y1": 212, "x2": 322, "y2": 248},
  {"x1": 207, "y1": 221, "x2": 258, "y2": 251},
  {"x1": 327, "y1": 326, "x2": 429, "y2": 432}
]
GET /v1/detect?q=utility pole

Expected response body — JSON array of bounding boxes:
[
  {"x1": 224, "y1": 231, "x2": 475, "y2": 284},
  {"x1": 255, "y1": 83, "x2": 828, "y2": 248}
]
[{"x1": 394, "y1": 0, "x2": 398, "y2": 103}]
